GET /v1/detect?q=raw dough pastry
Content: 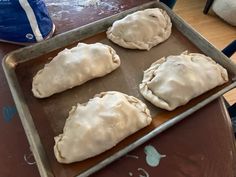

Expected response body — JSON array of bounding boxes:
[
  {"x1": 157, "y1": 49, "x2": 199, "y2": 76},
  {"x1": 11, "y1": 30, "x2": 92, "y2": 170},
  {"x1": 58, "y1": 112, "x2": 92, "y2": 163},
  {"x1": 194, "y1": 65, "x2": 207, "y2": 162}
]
[
  {"x1": 54, "y1": 91, "x2": 152, "y2": 163},
  {"x1": 32, "y1": 43, "x2": 120, "y2": 98},
  {"x1": 107, "y1": 8, "x2": 172, "y2": 50},
  {"x1": 139, "y1": 52, "x2": 228, "y2": 111}
]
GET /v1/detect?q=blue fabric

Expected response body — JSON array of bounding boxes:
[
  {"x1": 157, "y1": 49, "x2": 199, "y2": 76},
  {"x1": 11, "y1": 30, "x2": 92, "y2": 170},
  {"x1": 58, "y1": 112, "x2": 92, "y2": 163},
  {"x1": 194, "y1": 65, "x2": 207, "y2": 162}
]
[
  {"x1": 160, "y1": 0, "x2": 177, "y2": 9},
  {"x1": 0, "y1": 0, "x2": 53, "y2": 43},
  {"x1": 30, "y1": 0, "x2": 53, "y2": 38},
  {"x1": 223, "y1": 40, "x2": 236, "y2": 135},
  {"x1": 222, "y1": 40, "x2": 236, "y2": 58},
  {"x1": 228, "y1": 106, "x2": 236, "y2": 135}
]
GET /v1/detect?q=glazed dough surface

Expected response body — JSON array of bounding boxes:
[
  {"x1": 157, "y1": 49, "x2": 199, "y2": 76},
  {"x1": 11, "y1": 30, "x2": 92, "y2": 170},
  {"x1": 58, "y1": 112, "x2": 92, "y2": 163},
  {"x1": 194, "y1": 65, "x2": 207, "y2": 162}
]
[
  {"x1": 54, "y1": 91, "x2": 152, "y2": 163},
  {"x1": 107, "y1": 8, "x2": 172, "y2": 50},
  {"x1": 139, "y1": 52, "x2": 228, "y2": 111},
  {"x1": 32, "y1": 43, "x2": 120, "y2": 98}
]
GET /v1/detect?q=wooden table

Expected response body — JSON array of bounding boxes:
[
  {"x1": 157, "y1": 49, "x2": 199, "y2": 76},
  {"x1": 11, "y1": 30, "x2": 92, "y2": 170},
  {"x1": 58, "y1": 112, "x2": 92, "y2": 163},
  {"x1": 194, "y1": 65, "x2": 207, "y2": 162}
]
[{"x1": 0, "y1": 1, "x2": 235, "y2": 177}]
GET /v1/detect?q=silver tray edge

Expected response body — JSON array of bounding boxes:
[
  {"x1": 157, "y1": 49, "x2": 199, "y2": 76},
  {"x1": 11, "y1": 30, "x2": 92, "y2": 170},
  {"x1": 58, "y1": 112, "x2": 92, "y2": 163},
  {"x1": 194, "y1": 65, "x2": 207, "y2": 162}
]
[{"x1": 2, "y1": 1, "x2": 236, "y2": 177}]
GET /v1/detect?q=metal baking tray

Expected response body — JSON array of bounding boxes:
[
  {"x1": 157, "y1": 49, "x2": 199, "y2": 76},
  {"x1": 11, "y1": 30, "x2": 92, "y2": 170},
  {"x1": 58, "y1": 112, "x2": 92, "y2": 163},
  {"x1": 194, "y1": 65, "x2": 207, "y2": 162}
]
[{"x1": 2, "y1": 1, "x2": 236, "y2": 177}]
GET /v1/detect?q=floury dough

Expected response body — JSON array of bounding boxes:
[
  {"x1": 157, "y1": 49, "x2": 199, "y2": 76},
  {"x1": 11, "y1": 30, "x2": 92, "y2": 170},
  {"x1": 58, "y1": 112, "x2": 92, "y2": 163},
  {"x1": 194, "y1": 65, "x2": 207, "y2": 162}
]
[
  {"x1": 107, "y1": 8, "x2": 172, "y2": 50},
  {"x1": 32, "y1": 43, "x2": 120, "y2": 98},
  {"x1": 54, "y1": 91, "x2": 152, "y2": 163},
  {"x1": 139, "y1": 52, "x2": 228, "y2": 111}
]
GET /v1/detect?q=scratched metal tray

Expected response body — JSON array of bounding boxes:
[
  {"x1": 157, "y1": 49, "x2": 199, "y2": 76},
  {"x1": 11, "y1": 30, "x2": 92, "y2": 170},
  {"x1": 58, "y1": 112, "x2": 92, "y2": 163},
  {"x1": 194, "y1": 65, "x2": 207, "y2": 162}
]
[{"x1": 2, "y1": 1, "x2": 236, "y2": 177}]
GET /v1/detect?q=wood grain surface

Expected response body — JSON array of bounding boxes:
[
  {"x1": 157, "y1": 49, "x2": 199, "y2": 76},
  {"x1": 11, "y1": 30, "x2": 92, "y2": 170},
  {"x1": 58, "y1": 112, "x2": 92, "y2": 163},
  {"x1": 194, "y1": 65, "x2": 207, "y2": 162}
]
[{"x1": 174, "y1": 0, "x2": 236, "y2": 105}]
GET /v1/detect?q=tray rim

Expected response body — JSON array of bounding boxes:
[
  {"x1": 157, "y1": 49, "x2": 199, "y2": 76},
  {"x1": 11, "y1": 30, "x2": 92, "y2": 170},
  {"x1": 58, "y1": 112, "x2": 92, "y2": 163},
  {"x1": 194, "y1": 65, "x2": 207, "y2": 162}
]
[{"x1": 2, "y1": 1, "x2": 236, "y2": 177}]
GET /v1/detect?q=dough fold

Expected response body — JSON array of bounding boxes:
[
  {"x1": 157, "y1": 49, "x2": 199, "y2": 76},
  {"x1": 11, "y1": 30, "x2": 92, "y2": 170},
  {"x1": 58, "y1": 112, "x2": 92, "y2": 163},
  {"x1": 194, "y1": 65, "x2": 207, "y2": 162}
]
[
  {"x1": 54, "y1": 91, "x2": 152, "y2": 163},
  {"x1": 107, "y1": 8, "x2": 172, "y2": 50},
  {"x1": 139, "y1": 52, "x2": 228, "y2": 111},
  {"x1": 32, "y1": 43, "x2": 120, "y2": 98}
]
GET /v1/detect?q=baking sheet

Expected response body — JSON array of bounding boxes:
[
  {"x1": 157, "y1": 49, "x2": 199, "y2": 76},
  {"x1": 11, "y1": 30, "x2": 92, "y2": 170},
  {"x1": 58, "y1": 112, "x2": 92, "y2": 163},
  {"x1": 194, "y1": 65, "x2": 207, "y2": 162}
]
[{"x1": 3, "y1": 2, "x2": 236, "y2": 177}]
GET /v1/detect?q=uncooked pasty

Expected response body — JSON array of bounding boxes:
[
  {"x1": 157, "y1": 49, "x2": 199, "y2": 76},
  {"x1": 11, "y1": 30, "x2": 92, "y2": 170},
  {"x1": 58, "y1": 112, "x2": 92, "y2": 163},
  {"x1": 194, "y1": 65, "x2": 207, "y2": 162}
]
[
  {"x1": 54, "y1": 91, "x2": 152, "y2": 163},
  {"x1": 107, "y1": 8, "x2": 172, "y2": 50},
  {"x1": 139, "y1": 52, "x2": 228, "y2": 111},
  {"x1": 32, "y1": 43, "x2": 120, "y2": 98}
]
